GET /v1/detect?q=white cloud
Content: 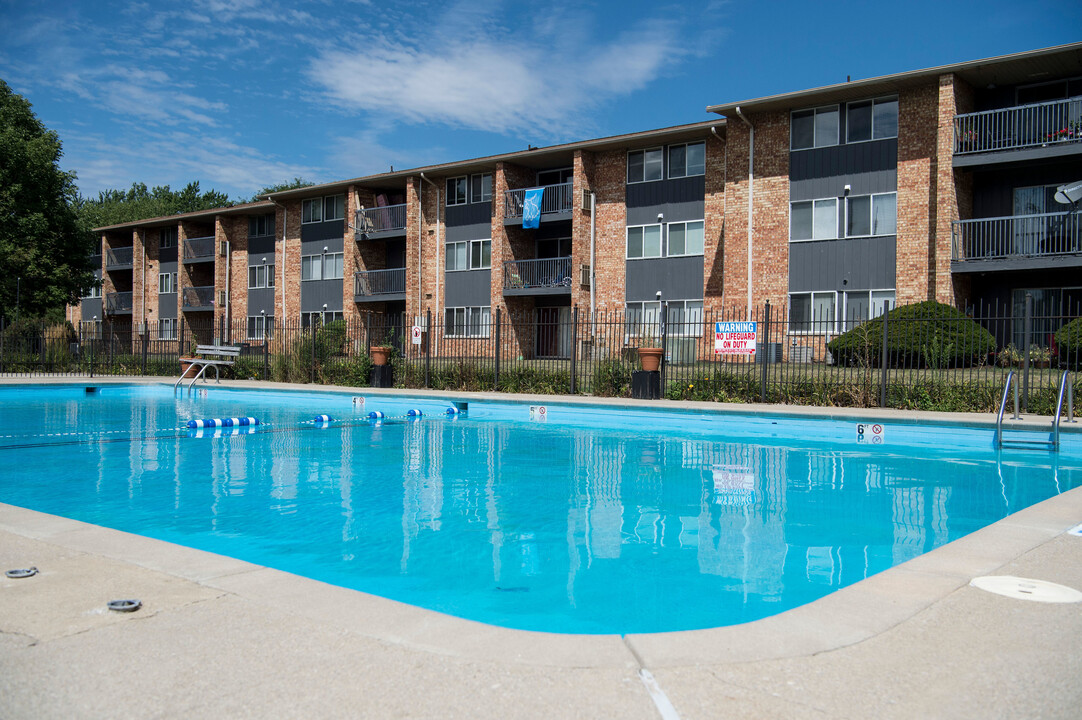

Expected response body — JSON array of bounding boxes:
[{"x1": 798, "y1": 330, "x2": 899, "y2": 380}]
[{"x1": 308, "y1": 4, "x2": 690, "y2": 136}]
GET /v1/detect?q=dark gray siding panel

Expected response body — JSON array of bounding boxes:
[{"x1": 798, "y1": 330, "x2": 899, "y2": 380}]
[
  {"x1": 445, "y1": 270, "x2": 492, "y2": 307},
  {"x1": 300, "y1": 280, "x2": 343, "y2": 312},
  {"x1": 625, "y1": 256, "x2": 704, "y2": 302},
  {"x1": 81, "y1": 298, "x2": 102, "y2": 321},
  {"x1": 159, "y1": 260, "x2": 177, "y2": 275},
  {"x1": 249, "y1": 237, "x2": 276, "y2": 256},
  {"x1": 445, "y1": 222, "x2": 491, "y2": 243},
  {"x1": 159, "y1": 246, "x2": 177, "y2": 263},
  {"x1": 247, "y1": 288, "x2": 276, "y2": 315},
  {"x1": 971, "y1": 162, "x2": 1081, "y2": 218},
  {"x1": 158, "y1": 295, "x2": 177, "y2": 319},
  {"x1": 300, "y1": 237, "x2": 343, "y2": 254},
  {"x1": 790, "y1": 140, "x2": 897, "y2": 201},
  {"x1": 626, "y1": 200, "x2": 704, "y2": 227},
  {"x1": 626, "y1": 176, "x2": 705, "y2": 207},
  {"x1": 300, "y1": 220, "x2": 344, "y2": 243},
  {"x1": 788, "y1": 237, "x2": 896, "y2": 292},
  {"x1": 446, "y1": 202, "x2": 491, "y2": 227}
]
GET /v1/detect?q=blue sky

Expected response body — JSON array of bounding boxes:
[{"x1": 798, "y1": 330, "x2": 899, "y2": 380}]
[{"x1": 1, "y1": 0, "x2": 1079, "y2": 201}]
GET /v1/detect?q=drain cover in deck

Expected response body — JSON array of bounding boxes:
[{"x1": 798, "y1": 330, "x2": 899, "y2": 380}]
[{"x1": 970, "y1": 576, "x2": 1082, "y2": 603}]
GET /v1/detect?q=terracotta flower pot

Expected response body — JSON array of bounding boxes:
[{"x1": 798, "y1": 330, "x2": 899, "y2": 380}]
[
  {"x1": 637, "y1": 347, "x2": 663, "y2": 372},
  {"x1": 371, "y1": 346, "x2": 392, "y2": 366}
]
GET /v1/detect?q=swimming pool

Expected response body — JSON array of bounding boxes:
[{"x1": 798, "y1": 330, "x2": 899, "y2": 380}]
[{"x1": 1, "y1": 383, "x2": 1079, "y2": 634}]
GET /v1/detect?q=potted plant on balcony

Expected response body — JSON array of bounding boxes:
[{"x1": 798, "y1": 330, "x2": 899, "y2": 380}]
[{"x1": 636, "y1": 328, "x2": 663, "y2": 372}]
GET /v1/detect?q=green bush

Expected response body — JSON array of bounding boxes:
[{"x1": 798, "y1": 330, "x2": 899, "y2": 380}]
[
  {"x1": 1055, "y1": 317, "x2": 1082, "y2": 369},
  {"x1": 827, "y1": 301, "x2": 995, "y2": 368},
  {"x1": 591, "y1": 359, "x2": 631, "y2": 397}
]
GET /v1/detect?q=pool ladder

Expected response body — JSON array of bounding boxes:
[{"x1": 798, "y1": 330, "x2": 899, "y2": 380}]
[{"x1": 995, "y1": 370, "x2": 1075, "y2": 450}]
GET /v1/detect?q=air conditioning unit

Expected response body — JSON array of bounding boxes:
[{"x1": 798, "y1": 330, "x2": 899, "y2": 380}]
[
  {"x1": 580, "y1": 189, "x2": 591, "y2": 212},
  {"x1": 219, "y1": 241, "x2": 228, "y2": 257},
  {"x1": 579, "y1": 264, "x2": 591, "y2": 288},
  {"x1": 218, "y1": 290, "x2": 227, "y2": 306}
]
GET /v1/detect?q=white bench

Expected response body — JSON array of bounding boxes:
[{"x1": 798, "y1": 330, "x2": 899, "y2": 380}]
[{"x1": 175, "y1": 345, "x2": 241, "y2": 394}]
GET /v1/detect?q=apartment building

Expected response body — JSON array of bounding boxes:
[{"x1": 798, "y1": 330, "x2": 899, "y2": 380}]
[{"x1": 71, "y1": 42, "x2": 1082, "y2": 355}]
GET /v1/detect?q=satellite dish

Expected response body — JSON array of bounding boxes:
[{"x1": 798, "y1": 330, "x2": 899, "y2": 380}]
[{"x1": 1053, "y1": 180, "x2": 1082, "y2": 206}]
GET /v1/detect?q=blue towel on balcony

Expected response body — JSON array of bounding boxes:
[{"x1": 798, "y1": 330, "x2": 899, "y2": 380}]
[{"x1": 523, "y1": 187, "x2": 543, "y2": 229}]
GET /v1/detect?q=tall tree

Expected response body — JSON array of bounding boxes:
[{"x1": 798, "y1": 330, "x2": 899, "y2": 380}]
[
  {"x1": 249, "y1": 177, "x2": 315, "y2": 202},
  {"x1": 75, "y1": 180, "x2": 234, "y2": 230},
  {"x1": 0, "y1": 79, "x2": 95, "y2": 320}
]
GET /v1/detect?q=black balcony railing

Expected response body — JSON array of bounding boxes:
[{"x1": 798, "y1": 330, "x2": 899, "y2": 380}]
[
  {"x1": 105, "y1": 247, "x2": 133, "y2": 268},
  {"x1": 356, "y1": 204, "x2": 407, "y2": 234},
  {"x1": 504, "y1": 257, "x2": 573, "y2": 290},
  {"x1": 183, "y1": 236, "x2": 216, "y2": 261},
  {"x1": 504, "y1": 182, "x2": 574, "y2": 220},
  {"x1": 952, "y1": 212, "x2": 1082, "y2": 261},
  {"x1": 954, "y1": 96, "x2": 1082, "y2": 154},
  {"x1": 182, "y1": 285, "x2": 215, "y2": 309},
  {"x1": 355, "y1": 268, "x2": 406, "y2": 296},
  {"x1": 104, "y1": 291, "x2": 133, "y2": 313}
]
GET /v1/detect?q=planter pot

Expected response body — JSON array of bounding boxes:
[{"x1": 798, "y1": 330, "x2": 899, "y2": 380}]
[
  {"x1": 180, "y1": 361, "x2": 196, "y2": 378},
  {"x1": 637, "y1": 347, "x2": 663, "y2": 372},
  {"x1": 371, "y1": 346, "x2": 392, "y2": 366}
]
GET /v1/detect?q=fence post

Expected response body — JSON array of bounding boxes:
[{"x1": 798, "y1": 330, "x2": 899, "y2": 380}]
[
  {"x1": 0, "y1": 318, "x2": 4, "y2": 374},
  {"x1": 263, "y1": 339, "x2": 269, "y2": 380},
  {"x1": 880, "y1": 301, "x2": 891, "y2": 408},
  {"x1": 1022, "y1": 292, "x2": 1032, "y2": 412},
  {"x1": 760, "y1": 301, "x2": 770, "y2": 403},
  {"x1": 660, "y1": 302, "x2": 669, "y2": 391},
  {"x1": 570, "y1": 306, "x2": 579, "y2": 395},
  {"x1": 141, "y1": 330, "x2": 148, "y2": 376},
  {"x1": 40, "y1": 320, "x2": 45, "y2": 374},
  {"x1": 310, "y1": 322, "x2": 316, "y2": 384},
  {"x1": 425, "y1": 308, "x2": 432, "y2": 389},
  {"x1": 493, "y1": 307, "x2": 501, "y2": 392}
]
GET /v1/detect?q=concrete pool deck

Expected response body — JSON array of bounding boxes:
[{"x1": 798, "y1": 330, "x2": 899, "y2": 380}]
[{"x1": 2, "y1": 378, "x2": 1081, "y2": 718}]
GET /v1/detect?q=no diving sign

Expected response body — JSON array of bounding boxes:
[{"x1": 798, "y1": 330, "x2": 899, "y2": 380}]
[{"x1": 856, "y1": 423, "x2": 885, "y2": 444}]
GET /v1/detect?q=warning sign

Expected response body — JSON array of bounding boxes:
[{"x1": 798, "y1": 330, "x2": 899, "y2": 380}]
[
  {"x1": 529, "y1": 405, "x2": 548, "y2": 422},
  {"x1": 856, "y1": 423, "x2": 885, "y2": 444},
  {"x1": 714, "y1": 321, "x2": 757, "y2": 356},
  {"x1": 411, "y1": 325, "x2": 423, "y2": 345}
]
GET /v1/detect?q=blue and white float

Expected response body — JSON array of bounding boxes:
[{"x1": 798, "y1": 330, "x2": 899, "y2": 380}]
[{"x1": 187, "y1": 417, "x2": 259, "y2": 429}]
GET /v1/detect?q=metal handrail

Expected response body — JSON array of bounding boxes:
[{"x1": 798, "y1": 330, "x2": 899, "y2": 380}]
[
  {"x1": 356, "y1": 204, "x2": 407, "y2": 233},
  {"x1": 951, "y1": 212, "x2": 1080, "y2": 261},
  {"x1": 954, "y1": 96, "x2": 1082, "y2": 154},
  {"x1": 1053, "y1": 371, "x2": 1074, "y2": 449},
  {"x1": 503, "y1": 183, "x2": 573, "y2": 219},
  {"x1": 995, "y1": 369, "x2": 1017, "y2": 446}
]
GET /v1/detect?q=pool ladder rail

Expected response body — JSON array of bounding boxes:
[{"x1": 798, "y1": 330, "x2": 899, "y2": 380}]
[{"x1": 995, "y1": 370, "x2": 1075, "y2": 450}]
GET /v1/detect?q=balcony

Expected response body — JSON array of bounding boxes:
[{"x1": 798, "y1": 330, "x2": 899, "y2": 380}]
[
  {"x1": 183, "y1": 236, "x2": 216, "y2": 263},
  {"x1": 104, "y1": 291, "x2": 133, "y2": 314},
  {"x1": 105, "y1": 246, "x2": 133, "y2": 270},
  {"x1": 355, "y1": 204, "x2": 407, "y2": 239},
  {"x1": 183, "y1": 285, "x2": 215, "y2": 310},
  {"x1": 503, "y1": 257, "x2": 573, "y2": 296},
  {"x1": 354, "y1": 268, "x2": 407, "y2": 303},
  {"x1": 503, "y1": 182, "x2": 573, "y2": 224},
  {"x1": 951, "y1": 212, "x2": 1082, "y2": 271},
  {"x1": 953, "y1": 97, "x2": 1082, "y2": 163}
]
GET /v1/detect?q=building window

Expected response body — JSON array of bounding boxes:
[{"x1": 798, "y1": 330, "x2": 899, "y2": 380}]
[
  {"x1": 159, "y1": 227, "x2": 177, "y2": 249},
  {"x1": 846, "y1": 97, "x2": 899, "y2": 143},
  {"x1": 445, "y1": 239, "x2": 490, "y2": 271},
  {"x1": 846, "y1": 193, "x2": 897, "y2": 237},
  {"x1": 158, "y1": 318, "x2": 177, "y2": 341},
  {"x1": 790, "y1": 198, "x2": 838, "y2": 241},
  {"x1": 789, "y1": 291, "x2": 838, "y2": 333},
  {"x1": 247, "y1": 315, "x2": 274, "y2": 340},
  {"x1": 249, "y1": 214, "x2": 275, "y2": 237},
  {"x1": 158, "y1": 272, "x2": 177, "y2": 294},
  {"x1": 301, "y1": 310, "x2": 343, "y2": 329},
  {"x1": 668, "y1": 142, "x2": 706, "y2": 178},
  {"x1": 627, "y1": 224, "x2": 663, "y2": 259},
  {"x1": 301, "y1": 198, "x2": 323, "y2": 224},
  {"x1": 84, "y1": 282, "x2": 102, "y2": 299},
  {"x1": 791, "y1": 105, "x2": 840, "y2": 150},
  {"x1": 537, "y1": 168, "x2": 573, "y2": 186},
  {"x1": 248, "y1": 264, "x2": 275, "y2": 289},
  {"x1": 625, "y1": 300, "x2": 661, "y2": 338},
  {"x1": 300, "y1": 253, "x2": 342, "y2": 281},
  {"x1": 841, "y1": 290, "x2": 895, "y2": 331},
  {"x1": 667, "y1": 220, "x2": 705, "y2": 256},
  {"x1": 324, "y1": 194, "x2": 345, "y2": 221},
  {"x1": 445, "y1": 306, "x2": 491, "y2": 338},
  {"x1": 625, "y1": 299, "x2": 704, "y2": 338},
  {"x1": 470, "y1": 173, "x2": 492, "y2": 202},
  {"x1": 627, "y1": 148, "x2": 664, "y2": 184},
  {"x1": 447, "y1": 177, "x2": 468, "y2": 206}
]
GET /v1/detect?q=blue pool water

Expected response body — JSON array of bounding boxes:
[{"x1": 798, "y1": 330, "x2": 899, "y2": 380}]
[{"x1": 1, "y1": 383, "x2": 1079, "y2": 634}]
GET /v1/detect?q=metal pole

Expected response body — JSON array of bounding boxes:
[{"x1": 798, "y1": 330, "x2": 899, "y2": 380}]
[
  {"x1": 880, "y1": 301, "x2": 891, "y2": 408},
  {"x1": 141, "y1": 330, "x2": 148, "y2": 376},
  {"x1": 1022, "y1": 292, "x2": 1032, "y2": 412},
  {"x1": 570, "y1": 306, "x2": 579, "y2": 395},
  {"x1": 493, "y1": 307, "x2": 501, "y2": 392},
  {"x1": 425, "y1": 308, "x2": 432, "y2": 389},
  {"x1": 660, "y1": 302, "x2": 668, "y2": 391},
  {"x1": 310, "y1": 321, "x2": 316, "y2": 383},
  {"x1": 760, "y1": 301, "x2": 770, "y2": 403},
  {"x1": 263, "y1": 339, "x2": 269, "y2": 380}
]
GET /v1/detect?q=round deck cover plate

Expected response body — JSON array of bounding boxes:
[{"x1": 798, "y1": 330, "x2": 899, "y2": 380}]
[{"x1": 970, "y1": 575, "x2": 1082, "y2": 604}]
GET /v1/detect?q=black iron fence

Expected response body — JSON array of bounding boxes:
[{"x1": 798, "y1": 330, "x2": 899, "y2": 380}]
[{"x1": 3, "y1": 298, "x2": 1079, "y2": 414}]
